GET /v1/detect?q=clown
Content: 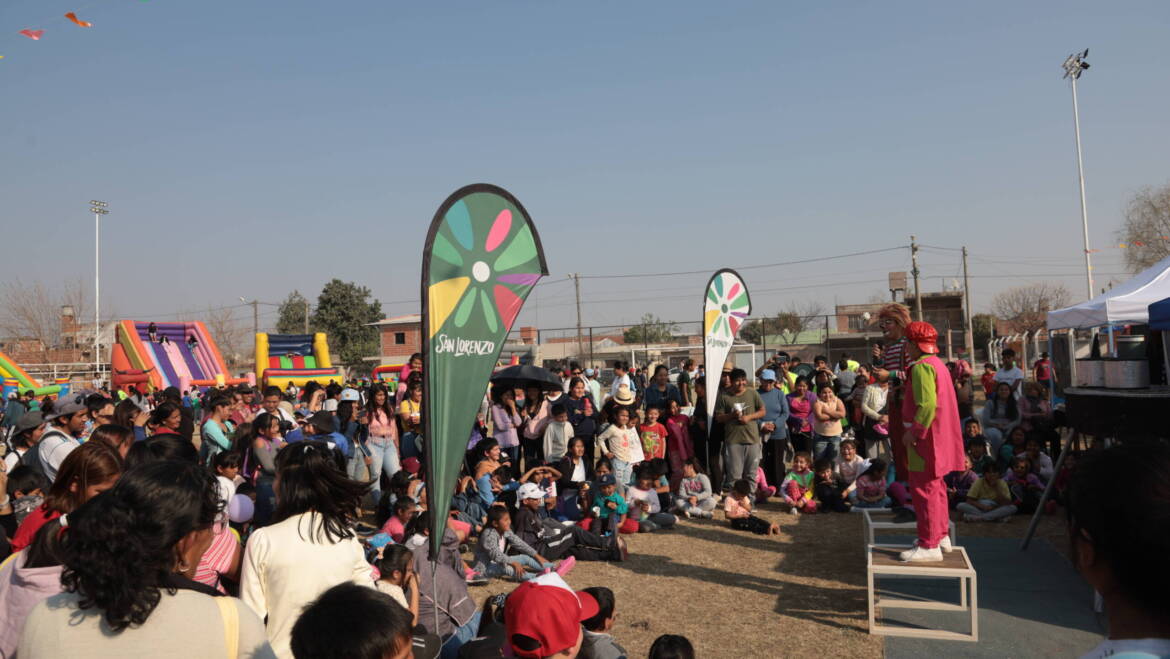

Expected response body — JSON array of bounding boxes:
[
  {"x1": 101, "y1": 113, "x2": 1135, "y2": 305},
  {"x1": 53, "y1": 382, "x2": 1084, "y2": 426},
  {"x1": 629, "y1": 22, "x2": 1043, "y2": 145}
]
[
  {"x1": 871, "y1": 303, "x2": 912, "y2": 482},
  {"x1": 898, "y1": 321, "x2": 966, "y2": 562}
]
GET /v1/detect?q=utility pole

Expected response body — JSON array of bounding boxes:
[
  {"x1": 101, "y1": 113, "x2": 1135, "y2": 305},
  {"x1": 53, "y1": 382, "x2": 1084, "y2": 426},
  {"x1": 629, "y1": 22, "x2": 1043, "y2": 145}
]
[
  {"x1": 1063, "y1": 49, "x2": 1094, "y2": 299},
  {"x1": 571, "y1": 274, "x2": 584, "y2": 359},
  {"x1": 304, "y1": 300, "x2": 311, "y2": 334},
  {"x1": 240, "y1": 297, "x2": 260, "y2": 336},
  {"x1": 89, "y1": 201, "x2": 109, "y2": 378},
  {"x1": 910, "y1": 236, "x2": 923, "y2": 321},
  {"x1": 962, "y1": 246, "x2": 974, "y2": 360}
]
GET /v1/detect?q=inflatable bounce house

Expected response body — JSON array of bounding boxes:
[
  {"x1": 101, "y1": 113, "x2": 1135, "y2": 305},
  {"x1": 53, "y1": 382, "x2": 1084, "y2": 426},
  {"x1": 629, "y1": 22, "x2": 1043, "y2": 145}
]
[
  {"x1": 255, "y1": 333, "x2": 342, "y2": 389},
  {"x1": 111, "y1": 320, "x2": 254, "y2": 393},
  {"x1": 0, "y1": 352, "x2": 67, "y2": 399},
  {"x1": 371, "y1": 363, "x2": 405, "y2": 389}
]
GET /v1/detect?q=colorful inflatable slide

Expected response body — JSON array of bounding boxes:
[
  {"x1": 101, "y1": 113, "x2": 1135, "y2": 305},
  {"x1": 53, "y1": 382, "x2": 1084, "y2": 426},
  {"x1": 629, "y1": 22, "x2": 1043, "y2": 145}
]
[
  {"x1": 0, "y1": 352, "x2": 65, "y2": 398},
  {"x1": 255, "y1": 333, "x2": 342, "y2": 389},
  {"x1": 111, "y1": 320, "x2": 254, "y2": 393}
]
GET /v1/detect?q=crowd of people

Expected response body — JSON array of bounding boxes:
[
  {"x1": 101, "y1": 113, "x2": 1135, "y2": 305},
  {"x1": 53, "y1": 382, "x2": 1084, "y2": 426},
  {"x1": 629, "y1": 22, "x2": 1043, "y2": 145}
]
[{"x1": 0, "y1": 306, "x2": 1164, "y2": 657}]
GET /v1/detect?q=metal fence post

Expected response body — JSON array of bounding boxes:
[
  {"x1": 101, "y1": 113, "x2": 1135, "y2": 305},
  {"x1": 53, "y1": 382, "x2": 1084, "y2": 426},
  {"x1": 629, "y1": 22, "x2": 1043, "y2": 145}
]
[{"x1": 589, "y1": 327, "x2": 594, "y2": 367}]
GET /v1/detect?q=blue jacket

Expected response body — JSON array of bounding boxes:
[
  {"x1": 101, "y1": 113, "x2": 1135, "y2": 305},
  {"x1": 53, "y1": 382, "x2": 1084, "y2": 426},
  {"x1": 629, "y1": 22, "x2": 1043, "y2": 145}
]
[{"x1": 757, "y1": 387, "x2": 790, "y2": 440}]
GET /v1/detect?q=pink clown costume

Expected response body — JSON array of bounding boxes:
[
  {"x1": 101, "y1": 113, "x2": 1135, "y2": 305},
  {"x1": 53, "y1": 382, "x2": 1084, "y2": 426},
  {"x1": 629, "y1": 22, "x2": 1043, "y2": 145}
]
[{"x1": 899, "y1": 322, "x2": 965, "y2": 556}]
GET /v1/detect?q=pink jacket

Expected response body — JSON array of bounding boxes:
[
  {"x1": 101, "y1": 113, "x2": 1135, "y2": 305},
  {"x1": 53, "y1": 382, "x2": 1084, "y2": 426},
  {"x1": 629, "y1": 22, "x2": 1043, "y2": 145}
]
[
  {"x1": 901, "y1": 354, "x2": 965, "y2": 479},
  {"x1": 0, "y1": 551, "x2": 64, "y2": 657}
]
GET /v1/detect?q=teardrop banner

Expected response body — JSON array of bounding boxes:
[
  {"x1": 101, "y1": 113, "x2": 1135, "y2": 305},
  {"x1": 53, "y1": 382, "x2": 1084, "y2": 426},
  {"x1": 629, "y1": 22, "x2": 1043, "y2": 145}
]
[
  {"x1": 421, "y1": 184, "x2": 548, "y2": 558},
  {"x1": 702, "y1": 269, "x2": 752, "y2": 435}
]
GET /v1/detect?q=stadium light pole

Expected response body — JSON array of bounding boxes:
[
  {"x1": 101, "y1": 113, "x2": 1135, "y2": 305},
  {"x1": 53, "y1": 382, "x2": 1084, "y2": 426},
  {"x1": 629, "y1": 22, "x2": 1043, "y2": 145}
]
[
  {"x1": 1062, "y1": 49, "x2": 1093, "y2": 299},
  {"x1": 90, "y1": 200, "x2": 109, "y2": 379}
]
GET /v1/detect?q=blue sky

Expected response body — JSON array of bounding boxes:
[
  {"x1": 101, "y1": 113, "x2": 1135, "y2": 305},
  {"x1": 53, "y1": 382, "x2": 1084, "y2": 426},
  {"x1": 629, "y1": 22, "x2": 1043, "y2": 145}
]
[{"x1": 1, "y1": 1, "x2": 1167, "y2": 332}]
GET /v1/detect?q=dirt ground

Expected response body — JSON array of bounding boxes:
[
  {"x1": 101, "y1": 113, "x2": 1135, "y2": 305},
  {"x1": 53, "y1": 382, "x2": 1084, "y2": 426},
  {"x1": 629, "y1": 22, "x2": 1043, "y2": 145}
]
[{"x1": 469, "y1": 502, "x2": 1072, "y2": 659}]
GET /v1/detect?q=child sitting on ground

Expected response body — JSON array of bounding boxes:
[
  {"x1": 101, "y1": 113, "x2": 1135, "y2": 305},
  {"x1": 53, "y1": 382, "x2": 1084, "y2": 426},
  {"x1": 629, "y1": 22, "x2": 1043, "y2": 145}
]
[
  {"x1": 1023, "y1": 437, "x2": 1055, "y2": 483},
  {"x1": 833, "y1": 439, "x2": 867, "y2": 499},
  {"x1": 625, "y1": 467, "x2": 677, "y2": 532},
  {"x1": 374, "y1": 544, "x2": 419, "y2": 626},
  {"x1": 813, "y1": 458, "x2": 851, "y2": 513},
  {"x1": 850, "y1": 458, "x2": 891, "y2": 509},
  {"x1": 648, "y1": 458, "x2": 674, "y2": 512},
  {"x1": 963, "y1": 418, "x2": 988, "y2": 453},
  {"x1": 781, "y1": 452, "x2": 818, "y2": 514},
  {"x1": 649, "y1": 635, "x2": 696, "y2": 659},
  {"x1": 755, "y1": 466, "x2": 777, "y2": 502},
  {"x1": 967, "y1": 437, "x2": 995, "y2": 476},
  {"x1": 998, "y1": 427, "x2": 1028, "y2": 469},
  {"x1": 542, "y1": 403, "x2": 574, "y2": 463},
  {"x1": 724, "y1": 478, "x2": 780, "y2": 535},
  {"x1": 637, "y1": 405, "x2": 668, "y2": 461},
  {"x1": 588, "y1": 473, "x2": 639, "y2": 535},
  {"x1": 675, "y1": 457, "x2": 717, "y2": 518},
  {"x1": 956, "y1": 461, "x2": 1017, "y2": 522},
  {"x1": 944, "y1": 455, "x2": 978, "y2": 509},
  {"x1": 473, "y1": 507, "x2": 557, "y2": 581},
  {"x1": 1005, "y1": 455, "x2": 1045, "y2": 514},
  {"x1": 581, "y1": 587, "x2": 628, "y2": 659},
  {"x1": 380, "y1": 497, "x2": 418, "y2": 543}
]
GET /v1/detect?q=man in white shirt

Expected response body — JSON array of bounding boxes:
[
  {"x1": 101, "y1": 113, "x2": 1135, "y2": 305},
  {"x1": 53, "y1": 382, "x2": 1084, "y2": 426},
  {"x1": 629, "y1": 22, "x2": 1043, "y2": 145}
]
[
  {"x1": 38, "y1": 395, "x2": 89, "y2": 481},
  {"x1": 993, "y1": 349, "x2": 1025, "y2": 398}
]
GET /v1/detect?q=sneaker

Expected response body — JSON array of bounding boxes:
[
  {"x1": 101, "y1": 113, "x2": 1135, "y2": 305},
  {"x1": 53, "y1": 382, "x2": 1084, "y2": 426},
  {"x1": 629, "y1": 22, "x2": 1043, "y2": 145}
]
[
  {"x1": 682, "y1": 509, "x2": 692, "y2": 519},
  {"x1": 555, "y1": 556, "x2": 576, "y2": 577},
  {"x1": 912, "y1": 536, "x2": 953, "y2": 553},
  {"x1": 898, "y1": 545, "x2": 943, "y2": 562},
  {"x1": 790, "y1": 507, "x2": 800, "y2": 516},
  {"x1": 616, "y1": 536, "x2": 629, "y2": 561},
  {"x1": 962, "y1": 513, "x2": 981, "y2": 523},
  {"x1": 700, "y1": 510, "x2": 714, "y2": 519}
]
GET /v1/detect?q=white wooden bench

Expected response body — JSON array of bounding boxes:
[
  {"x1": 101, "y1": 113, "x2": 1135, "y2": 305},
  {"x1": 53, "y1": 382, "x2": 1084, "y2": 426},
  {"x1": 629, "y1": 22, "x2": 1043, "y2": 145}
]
[{"x1": 867, "y1": 544, "x2": 978, "y2": 642}]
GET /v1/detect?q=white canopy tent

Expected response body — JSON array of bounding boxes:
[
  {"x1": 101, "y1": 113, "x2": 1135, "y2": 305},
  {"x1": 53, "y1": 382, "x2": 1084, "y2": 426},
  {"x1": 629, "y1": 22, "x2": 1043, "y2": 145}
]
[{"x1": 1047, "y1": 254, "x2": 1170, "y2": 330}]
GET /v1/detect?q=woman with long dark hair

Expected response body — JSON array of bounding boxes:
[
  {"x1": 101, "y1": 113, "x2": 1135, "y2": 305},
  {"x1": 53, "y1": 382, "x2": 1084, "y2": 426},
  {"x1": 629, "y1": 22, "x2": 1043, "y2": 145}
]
[
  {"x1": 980, "y1": 382, "x2": 1020, "y2": 455},
  {"x1": 489, "y1": 385, "x2": 523, "y2": 466},
  {"x1": 148, "y1": 402, "x2": 183, "y2": 437},
  {"x1": 10, "y1": 440, "x2": 122, "y2": 552},
  {"x1": 240, "y1": 440, "x2": 372, "y2": 658},
  {"x1": 17, "y1": 461, "x2": 273, "y2": 657},
  {"x1": 363, "y1": 382, "x2": 401, "y2": 504},
  {"x1": 244, "y1": 412, "x2": 284, "y2": 527},
  {"x1": 564, "y1": 376, "x2": 599, "y2": 462}
]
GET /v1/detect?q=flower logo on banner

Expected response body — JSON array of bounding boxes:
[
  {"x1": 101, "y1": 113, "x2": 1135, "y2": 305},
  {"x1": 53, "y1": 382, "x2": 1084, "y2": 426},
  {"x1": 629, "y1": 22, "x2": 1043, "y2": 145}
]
[
  {"x1": 427, "y1": 195, "x2": 543, "y2": 338},
  {"x1": 704, "y1": 271, "x2": 750, "y2": 339}
]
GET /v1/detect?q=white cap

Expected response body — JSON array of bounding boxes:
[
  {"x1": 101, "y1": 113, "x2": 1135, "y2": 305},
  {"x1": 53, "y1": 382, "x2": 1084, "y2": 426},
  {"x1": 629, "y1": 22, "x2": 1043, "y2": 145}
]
[{"x1": 516, "y1": 482, "x2": 543, "y2": 507}]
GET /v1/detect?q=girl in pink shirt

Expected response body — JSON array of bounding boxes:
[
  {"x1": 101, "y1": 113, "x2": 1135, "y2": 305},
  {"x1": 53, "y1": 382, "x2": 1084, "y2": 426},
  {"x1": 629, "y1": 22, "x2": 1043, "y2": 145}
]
[{"x1": 723, "y1": 479, "x2": 779, "y2": 535}]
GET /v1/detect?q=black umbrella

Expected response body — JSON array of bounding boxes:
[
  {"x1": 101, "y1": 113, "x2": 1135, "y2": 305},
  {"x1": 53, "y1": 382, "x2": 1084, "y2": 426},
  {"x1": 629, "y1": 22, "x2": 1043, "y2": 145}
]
[{"x1": 489, "y1": 364, "x2": 563, "y2": 392}]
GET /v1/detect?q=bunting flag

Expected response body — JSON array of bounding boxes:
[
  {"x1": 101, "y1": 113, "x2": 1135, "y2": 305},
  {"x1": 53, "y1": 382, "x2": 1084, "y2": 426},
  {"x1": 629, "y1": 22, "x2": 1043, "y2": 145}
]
[
  {"x1": 421, "y1": 183, "x2": 547, "y2": 559},
  {"x1": 64, "y1": 12, "x2": 92, "y2": 27},
  {"x1": 702, "y1": 269, "x2": 751, "y2": 435}
]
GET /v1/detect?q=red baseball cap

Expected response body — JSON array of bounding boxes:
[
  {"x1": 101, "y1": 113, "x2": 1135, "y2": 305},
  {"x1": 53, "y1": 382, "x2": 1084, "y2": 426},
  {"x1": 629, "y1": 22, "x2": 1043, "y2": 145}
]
[
  {"x1": 905, "y1": 321, "x2": 939, "y2": 354},
  {"x1": 505, "y1": 573, "x2": 599, "y2": 658}
]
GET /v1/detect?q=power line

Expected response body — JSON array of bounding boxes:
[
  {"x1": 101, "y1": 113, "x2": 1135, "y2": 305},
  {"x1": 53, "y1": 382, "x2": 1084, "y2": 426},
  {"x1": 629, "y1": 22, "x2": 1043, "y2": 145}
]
[{"x1": 577, "y1": 246, "x2": 906, "y2": 280}]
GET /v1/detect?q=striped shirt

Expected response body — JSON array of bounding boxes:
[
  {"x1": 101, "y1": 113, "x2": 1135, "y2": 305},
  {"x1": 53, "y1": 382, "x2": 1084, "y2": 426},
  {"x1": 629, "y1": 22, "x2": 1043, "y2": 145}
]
[{"x1": 193, "y1": 525, "x2": 238, "y2": 593}]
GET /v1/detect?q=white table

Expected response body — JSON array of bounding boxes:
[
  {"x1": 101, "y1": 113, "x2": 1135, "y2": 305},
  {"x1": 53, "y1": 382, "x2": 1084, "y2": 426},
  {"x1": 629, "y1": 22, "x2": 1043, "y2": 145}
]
[{"x1": 867, "y1": 544, "x2": 978, "y2": 642}]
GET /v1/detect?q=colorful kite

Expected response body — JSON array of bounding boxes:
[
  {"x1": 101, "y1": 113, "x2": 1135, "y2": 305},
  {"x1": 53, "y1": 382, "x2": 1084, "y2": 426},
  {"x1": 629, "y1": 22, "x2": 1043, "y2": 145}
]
[
  {"x1": 702, "y1": 269, "x2": 751, "y2": 437},
  {"x1": 19, "y1": 29, "x2": 44, "y2": 40},
  {"x1": 64, "y1": 13, "x2": 93, "y2": 27},
  {"x1": 421, "y1": 184, "x2": 547, "y2": 559}
]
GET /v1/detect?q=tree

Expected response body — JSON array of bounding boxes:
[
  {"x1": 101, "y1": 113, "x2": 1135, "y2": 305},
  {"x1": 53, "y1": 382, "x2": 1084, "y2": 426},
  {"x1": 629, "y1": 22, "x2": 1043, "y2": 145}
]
[
  {"x1": 311, "y1": 280, "x2": 383, "y2": 367},
  {"x1": 1118, "y1": 181, "x2": 1170, "y2": 273},
  {"x1": 740, "y1": 315, "x2": 785, "y2": 345},
  {"x1": 622, "y1": 314, "x2": 677, "y2": 344},
  {"x1": 972, "y1": 313, "x2": 996, "y2": 358},
  {"x1": 772, "y1": 300, "x2": 826, "y2": 344},
  {"x1": 991, "y1": 282, "x2": 1071, "y2": 335},
  {"x1": 276, "y1": 291, "x2": 313, "y2": 335},
  {"x1": 0, "y1": 277, "x2": 94, "y2": 349},
  {"x1": 203, "y1": 305, "x2": 248, "y2": 370}
]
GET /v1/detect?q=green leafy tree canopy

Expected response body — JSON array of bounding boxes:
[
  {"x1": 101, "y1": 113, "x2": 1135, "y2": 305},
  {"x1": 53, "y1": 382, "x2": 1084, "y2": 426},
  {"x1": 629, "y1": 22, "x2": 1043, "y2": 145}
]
[
  {"x1": 622, "y1": 313, "x2": 677, "y2": 344},
  {"x1": 276, "y1": 290, "x2": 313, "y2": 335},
  {"x1": 311, "y1": 279, "x2": 383, "y2": 367}
]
